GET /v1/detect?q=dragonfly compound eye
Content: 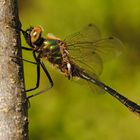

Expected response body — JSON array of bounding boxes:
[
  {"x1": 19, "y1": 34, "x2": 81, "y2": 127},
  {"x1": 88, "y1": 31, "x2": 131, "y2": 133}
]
[{"x1": 30, "y1": 26, "x2": 43, "y2": 44}]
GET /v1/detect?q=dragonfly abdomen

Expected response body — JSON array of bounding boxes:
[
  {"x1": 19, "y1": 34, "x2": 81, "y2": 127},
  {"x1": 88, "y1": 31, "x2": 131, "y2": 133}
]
[{"x1": 78, "y1": 71, "x2": 140, "y2": 115}]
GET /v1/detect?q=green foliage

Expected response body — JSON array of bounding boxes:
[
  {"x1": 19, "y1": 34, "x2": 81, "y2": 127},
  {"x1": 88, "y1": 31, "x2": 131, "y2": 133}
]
[{"x1": 19, "y1": 0, "x2": 140, "y2": 139}]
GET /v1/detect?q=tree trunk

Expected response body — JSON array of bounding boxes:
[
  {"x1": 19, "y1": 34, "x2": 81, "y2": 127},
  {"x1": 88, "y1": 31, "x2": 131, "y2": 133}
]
[{"x1": 0, "y1": 0, "x2": 28, "y2": 140}]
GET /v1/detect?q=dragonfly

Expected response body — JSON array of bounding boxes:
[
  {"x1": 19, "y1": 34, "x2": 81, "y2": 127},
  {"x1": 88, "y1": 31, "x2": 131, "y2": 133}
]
[{"x1": 18, "y1": 24, "x2": 140, "y2": 115}]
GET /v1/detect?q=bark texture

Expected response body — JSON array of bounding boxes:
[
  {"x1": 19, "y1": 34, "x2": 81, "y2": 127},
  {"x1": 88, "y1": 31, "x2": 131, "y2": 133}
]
[{"x1": 0, "y1": 0, "x2": 28, "y2": 140}]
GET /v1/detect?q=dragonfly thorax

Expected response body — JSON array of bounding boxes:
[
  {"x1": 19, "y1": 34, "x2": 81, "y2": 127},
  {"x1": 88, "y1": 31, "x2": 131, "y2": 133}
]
[
  {"x1": 41, "y1": 40, "x2": 63, "y2": 64},
  {"x1": 42, "y1": 39, "x2": 74, "y2": 78}
]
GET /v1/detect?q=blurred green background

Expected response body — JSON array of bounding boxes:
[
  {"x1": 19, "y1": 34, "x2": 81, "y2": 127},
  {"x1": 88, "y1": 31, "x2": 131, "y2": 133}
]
[{"x1": 18, "y1": 0, "x2": 140, "y2": 140}]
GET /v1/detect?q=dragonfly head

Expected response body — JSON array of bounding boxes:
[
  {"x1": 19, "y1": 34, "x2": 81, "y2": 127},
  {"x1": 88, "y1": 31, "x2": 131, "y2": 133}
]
[{"x1": 22, "y1": 26, "x2": 43, "y2": 48}]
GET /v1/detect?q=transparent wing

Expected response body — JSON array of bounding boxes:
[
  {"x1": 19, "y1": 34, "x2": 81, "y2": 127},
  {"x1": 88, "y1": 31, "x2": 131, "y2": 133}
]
[
  {"x1": 71, "y1": 51, "x2": 103, "y2": 77},
  {"x1": 92, "y1": 36, "x2": 123, "y2": 61},
  {"x1": 64, "y1": 24, "x2": 123, "y2": 77},
  {"x1": 64, "y1": 24, "x2": 101, "y2": 45}
]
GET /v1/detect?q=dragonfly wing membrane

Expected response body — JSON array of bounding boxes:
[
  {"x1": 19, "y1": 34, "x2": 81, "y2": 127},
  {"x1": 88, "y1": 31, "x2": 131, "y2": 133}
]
[
  {"x1": 64, "y1": 24, "x2": 123, "y2": 77},
  {"x1": 71, "y1": 50, "x2": 103, "y2": 77},
  {"x1": 64, "y1": 24, "x2": 101, "y2": 45},
  {"x1": 94, "y1": 36, "x2": 124, "y2": 62}
]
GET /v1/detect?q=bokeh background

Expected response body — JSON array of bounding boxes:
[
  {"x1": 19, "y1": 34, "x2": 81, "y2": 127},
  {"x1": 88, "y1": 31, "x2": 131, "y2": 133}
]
[{"x1": 18, "y1": 0, "x2": 140, "y2": 140}]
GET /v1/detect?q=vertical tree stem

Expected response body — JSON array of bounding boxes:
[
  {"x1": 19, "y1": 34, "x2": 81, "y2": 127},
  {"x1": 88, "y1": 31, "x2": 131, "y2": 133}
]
[{"x1": 0, "y1": 0, "x2": 28, "y2": 140}]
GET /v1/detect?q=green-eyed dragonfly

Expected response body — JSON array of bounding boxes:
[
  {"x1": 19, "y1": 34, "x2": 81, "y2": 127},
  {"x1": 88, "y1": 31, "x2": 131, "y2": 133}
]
[{"x1": 19, "y1": 24, "x2": 140, "y2": 115}]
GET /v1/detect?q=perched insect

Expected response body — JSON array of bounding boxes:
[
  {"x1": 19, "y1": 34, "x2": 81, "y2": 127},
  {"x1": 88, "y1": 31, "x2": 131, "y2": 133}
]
[{"x1": 19, "y1": 24, "x2": 140, "y2": 115}]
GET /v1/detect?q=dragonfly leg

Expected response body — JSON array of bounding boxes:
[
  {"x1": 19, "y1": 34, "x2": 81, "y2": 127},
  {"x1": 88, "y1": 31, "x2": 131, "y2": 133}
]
[
  {"x1": 10, "y1": 45, "x2": 34, "y2": 64},
  {"x1": 21, "y1": 46, "x2": 33, "y2": 51},
  {"x1": 25, "y1": 51, "x2": 40, "y2": 92},
  {"x1": 14, "y1": 45, "x2": 33, "y2": 51},
  {"x1": 20, "y1": 46, "x2": 41, "y2": 91},
  {"x1": 40, "y1": 61, "x2": 54, "y2": 88},
  {"x1": 27, "y1": 61, "x2": 53, "y2": 99},
  {"x1": 11, "y1": 55, "x2": 37, "y2": 65}
]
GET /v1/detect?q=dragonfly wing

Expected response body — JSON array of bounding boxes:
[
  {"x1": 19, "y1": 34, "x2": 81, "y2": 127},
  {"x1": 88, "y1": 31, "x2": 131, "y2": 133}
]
[
  {"x1": 71, "y1": 51, "x2": 103, "y2": 77},
  {"x1": 64, "y1": 24, "x2": 123, "y2": 77},
  {"x1": 64, "y1": 24, "x2": 102, "y2": 77},
  {"x1": 64, "y1": 24, "x2": 101, "y2": 44},
  {"x1": 93, "y1": 36, "x2": 124, "y2": 62}
]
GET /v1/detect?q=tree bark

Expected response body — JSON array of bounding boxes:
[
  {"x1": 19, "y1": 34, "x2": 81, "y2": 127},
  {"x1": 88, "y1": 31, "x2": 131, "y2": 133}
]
[{"x1": 0, "y1": 0, "x2": 28, "y2": 140}]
